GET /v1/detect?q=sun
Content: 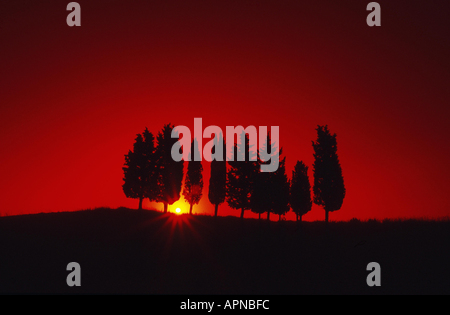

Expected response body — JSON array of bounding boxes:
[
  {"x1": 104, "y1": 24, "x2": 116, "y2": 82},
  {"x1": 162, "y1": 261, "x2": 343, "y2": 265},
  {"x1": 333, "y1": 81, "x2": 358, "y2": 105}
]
[{"x1": 171, "y1": 201, "x2": 187, "y2": 215}]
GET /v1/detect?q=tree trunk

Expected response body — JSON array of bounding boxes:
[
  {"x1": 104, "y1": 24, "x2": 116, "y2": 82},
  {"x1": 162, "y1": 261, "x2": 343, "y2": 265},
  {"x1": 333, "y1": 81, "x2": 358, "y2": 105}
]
[
  {"x1": 300, "y1": 214, "x2": 303, "y2": 222},
  {"x1": 279, "y1": 214, "x2": 281, "y2": 221},
  {"x1": 138, "y1": 197, "x2": 143, "y2": 210},
  {"x1": 258, "y1": 213, "x2": 261, "y2": 220},
  {"x1": 267, "y1": 211, "x2": 270, "y2": 221},
  {"x1": 164, "y1": 203, "x2": 168, "y2": 213},
  {"x1": 240, "y1": 208, "x2": 244, "y2": 219},
  {"x1": 214, "y1": 204, "x2": 219, "y2": 217},
  {"x1": 325, "y1": 210, "x2": 329, "y2": 223},
  {"x1": 189, "y1": 203, "x2": 193, "y2": 215},
  {"x1": 296, "y1": 214, "x2": 299, "y2": 222}
]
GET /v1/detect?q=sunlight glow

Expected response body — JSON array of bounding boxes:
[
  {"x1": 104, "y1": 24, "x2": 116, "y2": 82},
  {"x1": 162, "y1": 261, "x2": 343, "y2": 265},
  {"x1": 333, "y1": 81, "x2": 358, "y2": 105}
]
[{"x1": 176, "y1": 208, "x2": 181, "y2": 214}]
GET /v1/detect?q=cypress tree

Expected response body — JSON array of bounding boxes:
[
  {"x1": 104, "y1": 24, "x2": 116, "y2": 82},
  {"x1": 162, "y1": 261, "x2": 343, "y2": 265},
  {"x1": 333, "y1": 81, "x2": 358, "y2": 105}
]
[
  {"x1": 183, "y1": 139, "x2": 203, "y2": 214},
  {"x1": 290, "y1": 161, "x2": 312, "y2": 222},
  {"x1": 155, "y1": 124, "x2": 184, "y2": 213},
  {"x1": 122, "y1": 128, "x2": 157, "y2": 210},
  {"x1": 250, "y1": 134, "x2": 275, "y2": 220},
  {"x1": 270, "y1": 156, "x2": 290, "y2": 221},
  {"x1": 226, "y1": 132, "x2": 258, "y2": 219},
  {"x1": 312, "y1": 125, "x2": 345, "y2": 222},
  {"x1": 208, "y1": 133, "x2": 227, "y2": 217},
  {"x1": 251, "y1": 134, "x2": 289, "y2": 221}
]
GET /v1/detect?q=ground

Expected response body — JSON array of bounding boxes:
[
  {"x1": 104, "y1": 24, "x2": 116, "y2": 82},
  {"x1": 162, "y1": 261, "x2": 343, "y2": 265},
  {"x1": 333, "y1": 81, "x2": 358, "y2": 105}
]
[{"x1": 0, "y1": 208, "x2": 449, "y2": 294}]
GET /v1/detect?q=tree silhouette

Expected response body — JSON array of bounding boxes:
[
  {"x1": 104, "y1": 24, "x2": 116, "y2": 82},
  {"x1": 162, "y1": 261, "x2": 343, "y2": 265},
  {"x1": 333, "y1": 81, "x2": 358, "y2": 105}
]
[
  {"x1": 290, "y1": 161, "x2": 312, "y2": 222},
  {"x1": 208, "y1": 133, "x2": 227, "y2": 217},
  {"x1": 250, "y1": 172, "x2": 271, "y2": 219},
  {"x1": 122, "y1": 128, "x2": 157, "y2": 210},
  {"x1": 155, "y1": 124, "x2": 184, "y2": 213},
  {"x1": 312, "y1": 125, "x2": 345, "y2": 222},
  {"x1": 250, "y1": 134, "x2": 276, "y2": 220},
  {"x1": 250, "y1": 134, "x2": 289, "y2": 221},
  {"x1": 270, "y1": 156, "x2": 290, "y2": 221},
  {"x1": 226, "y1": 133, "x2": 258, "y2": 219},
  {"x1": 183, "y1": 139, "x2": 203, "y2": 215}
]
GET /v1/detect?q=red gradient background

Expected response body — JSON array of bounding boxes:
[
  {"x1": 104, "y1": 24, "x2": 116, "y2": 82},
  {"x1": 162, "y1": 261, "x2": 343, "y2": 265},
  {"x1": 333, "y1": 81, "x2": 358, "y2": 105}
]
[{"x1": 0, "y1": 0, "x2": 449, "y2": 221}]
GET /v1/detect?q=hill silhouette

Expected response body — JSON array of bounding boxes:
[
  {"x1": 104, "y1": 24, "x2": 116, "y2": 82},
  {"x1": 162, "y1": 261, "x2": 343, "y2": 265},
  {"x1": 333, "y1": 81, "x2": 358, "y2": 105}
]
[{"x1": 0, "y1": 208, "x2": 449, "y2": 294}]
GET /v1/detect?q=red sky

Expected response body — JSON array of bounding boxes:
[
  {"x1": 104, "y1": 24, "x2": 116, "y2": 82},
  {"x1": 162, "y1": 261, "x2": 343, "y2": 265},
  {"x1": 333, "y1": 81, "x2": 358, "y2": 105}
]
[{"x1": 0, "y1": 0, "x2": 449, "y2": 221}]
